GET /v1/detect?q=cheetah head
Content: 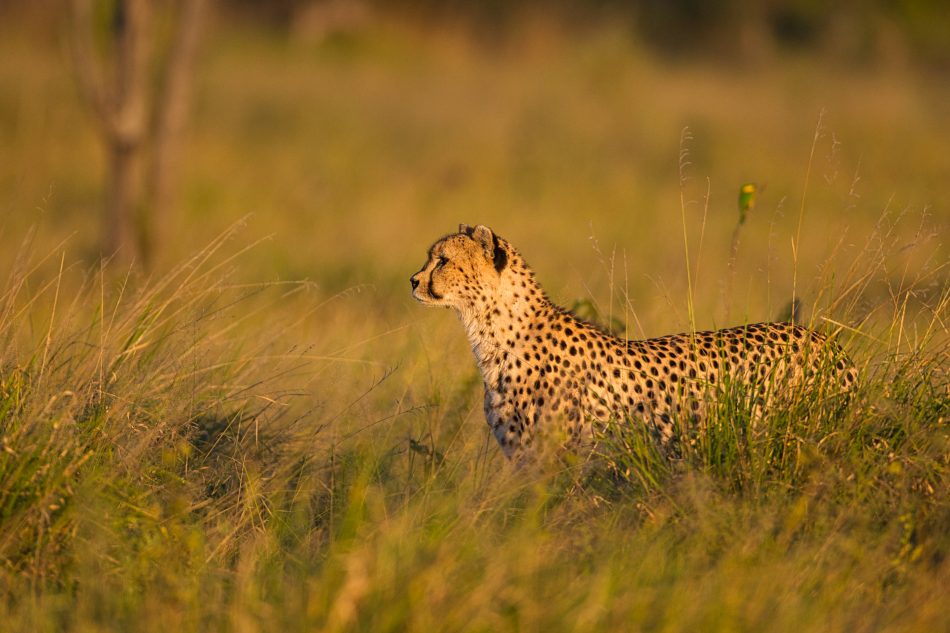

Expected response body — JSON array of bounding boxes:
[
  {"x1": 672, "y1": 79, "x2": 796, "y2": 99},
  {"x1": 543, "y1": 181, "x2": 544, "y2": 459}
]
[{"x1": 410, "y1": 224, "x2": 509, "y2": 310}]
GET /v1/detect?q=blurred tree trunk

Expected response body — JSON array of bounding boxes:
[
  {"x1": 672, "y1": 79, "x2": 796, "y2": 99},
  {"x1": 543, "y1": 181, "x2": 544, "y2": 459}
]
[
  {"x1": 70, "y1": 0, "x2": 150, "y2": 265},
  {"x1": 145, "y1": 0, "x2": 208, "y2": 267},
  {"x1": 68, "y1": 0, "x2": 208, "y2": 269}
]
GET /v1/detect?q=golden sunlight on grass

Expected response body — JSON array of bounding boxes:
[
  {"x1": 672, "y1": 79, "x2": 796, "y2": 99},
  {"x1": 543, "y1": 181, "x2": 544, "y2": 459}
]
[{"x1": 0, "y1": 10, "x2": 948, "y2": 632}]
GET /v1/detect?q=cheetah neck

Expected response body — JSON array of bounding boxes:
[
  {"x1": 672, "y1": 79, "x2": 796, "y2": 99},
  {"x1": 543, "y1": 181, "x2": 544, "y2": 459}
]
[{"x1": 456, "y1": 263, "x2": 552, "y2": 388}]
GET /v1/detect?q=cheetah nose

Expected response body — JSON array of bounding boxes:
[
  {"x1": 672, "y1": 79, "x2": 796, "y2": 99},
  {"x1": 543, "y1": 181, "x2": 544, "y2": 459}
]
[{"x1": 410, "y1": 275, "x2": 420, "y2": 291}]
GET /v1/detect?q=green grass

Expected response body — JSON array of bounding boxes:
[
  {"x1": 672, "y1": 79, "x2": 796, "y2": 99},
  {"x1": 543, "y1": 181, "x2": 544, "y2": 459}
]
[{"x1": 1, "y1": 17, "x2": 948, "y2": 633}]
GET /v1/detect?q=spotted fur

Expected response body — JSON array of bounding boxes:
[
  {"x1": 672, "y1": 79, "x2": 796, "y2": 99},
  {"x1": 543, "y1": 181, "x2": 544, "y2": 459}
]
[{"x1": 411, "y1": 224, "x2": 857, "y2": 459}]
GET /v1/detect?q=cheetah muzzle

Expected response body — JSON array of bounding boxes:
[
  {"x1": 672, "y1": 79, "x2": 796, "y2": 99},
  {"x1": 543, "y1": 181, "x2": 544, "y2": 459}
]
[{"x1": 411, "y1": 224, "x2": 857, "y2": 460}]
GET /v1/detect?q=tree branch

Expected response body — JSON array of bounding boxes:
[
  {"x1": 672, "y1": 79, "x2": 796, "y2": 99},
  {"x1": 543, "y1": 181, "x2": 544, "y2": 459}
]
[{"x1": 67, "y1": 0, "x2": 111, "y2": 133}]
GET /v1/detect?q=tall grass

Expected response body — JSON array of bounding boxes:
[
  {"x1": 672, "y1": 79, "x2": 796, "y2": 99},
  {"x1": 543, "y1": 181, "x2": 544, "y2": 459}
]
[
  {"x1": 0, "y1": 226, "x2": 330, "y2": 626},
  {"x1": 0, "y1": 209, "x2": 947, "y2": 632},
  {"x1": 0, "y1": 19, "x2": 948, "y2": 633}
]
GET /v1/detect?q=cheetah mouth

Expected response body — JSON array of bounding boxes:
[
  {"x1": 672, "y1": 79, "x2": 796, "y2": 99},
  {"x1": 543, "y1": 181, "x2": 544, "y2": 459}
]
[
  {"x1": 412, "y1": 289, "x2": 430, "y2": 303},
  {"x1": 412, "y1": 286, "x2": 440, "y2": 305}
]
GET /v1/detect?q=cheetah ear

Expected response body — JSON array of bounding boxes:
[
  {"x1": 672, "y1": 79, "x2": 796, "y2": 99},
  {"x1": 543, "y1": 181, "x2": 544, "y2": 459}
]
[
  {"x1": 470, "y1": 224, "x2": 494, "y2": 251},
  {"x1": 471, "y1": 224, "x2": 507, "y2": 273},
  {"x1": 458, "y1": 223, "x2": 474, "y2": 235}
]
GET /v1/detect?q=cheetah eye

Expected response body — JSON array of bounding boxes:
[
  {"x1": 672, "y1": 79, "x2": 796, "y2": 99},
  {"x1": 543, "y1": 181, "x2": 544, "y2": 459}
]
[{"x1": 435, "y1": 255, "x2": 449, "y2": 269}]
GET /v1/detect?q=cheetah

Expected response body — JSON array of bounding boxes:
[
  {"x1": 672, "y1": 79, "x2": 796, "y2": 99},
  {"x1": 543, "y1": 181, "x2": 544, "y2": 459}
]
[{"x1": 410, "y1": 224, "x2": 857, "y2": 459}]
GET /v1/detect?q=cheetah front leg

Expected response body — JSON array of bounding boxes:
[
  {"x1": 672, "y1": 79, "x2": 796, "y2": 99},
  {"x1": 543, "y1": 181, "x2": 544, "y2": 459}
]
[{"x1": 484, "y1": 386, "x2": 533, "y2": 459}]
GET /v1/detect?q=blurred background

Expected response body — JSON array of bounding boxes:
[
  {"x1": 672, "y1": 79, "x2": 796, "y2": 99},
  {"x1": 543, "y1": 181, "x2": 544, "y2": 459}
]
[
  {"x1": 3, "y1": 5, "x2": 949, "y2": 628},
  {"x1": 1, "y1": 0, "x2": 948, "y2": 332}
]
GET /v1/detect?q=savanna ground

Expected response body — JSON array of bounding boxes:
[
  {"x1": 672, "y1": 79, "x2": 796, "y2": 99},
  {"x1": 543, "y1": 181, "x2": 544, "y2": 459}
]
[{"x1": 1, "y1": 14, "x2": 948, "y2": 632}]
